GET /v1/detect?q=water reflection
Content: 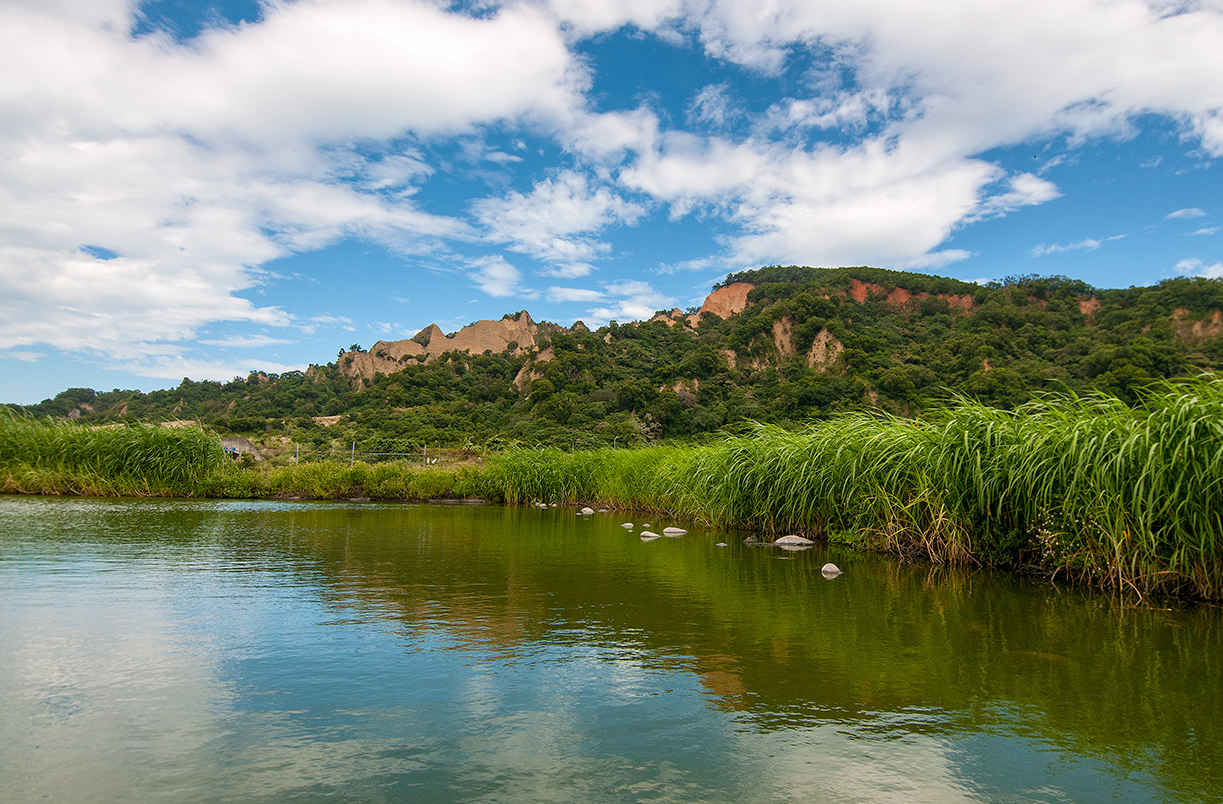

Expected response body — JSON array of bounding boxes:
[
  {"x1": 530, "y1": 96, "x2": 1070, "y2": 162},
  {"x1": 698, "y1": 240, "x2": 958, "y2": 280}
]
[{"x1": 0, "y1": 497, "x2": 1218, "y2": 803}]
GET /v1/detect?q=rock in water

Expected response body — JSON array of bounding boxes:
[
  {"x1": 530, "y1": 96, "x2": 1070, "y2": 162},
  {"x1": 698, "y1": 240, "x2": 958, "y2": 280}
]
[
  {"x1": 822, "y1": 563, "x2": 843, "y2": 577},
  {"x1": 579, "y1": 507, "x2": 595, "y2": 515},
  {"x1": 774, "y1": 535, "x2": 814, "y2": 546},
  {"x1": 621, "y1": 523, "x2": 634, "y2": 529},
  {"x1": 640, "y1": 531, "x2": 661, "y2": 541},
  {"x1": 662, "y1": 527, "x2": 687, "y2": 536},
  {"x1": 715, "y1": 542, "x2": 728, "y2": 547}
]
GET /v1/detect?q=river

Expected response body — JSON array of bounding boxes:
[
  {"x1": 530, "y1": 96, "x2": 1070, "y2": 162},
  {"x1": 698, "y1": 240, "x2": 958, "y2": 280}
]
[{"x1": 0, "y1": 497, "x2": 1218, "y2": 802}]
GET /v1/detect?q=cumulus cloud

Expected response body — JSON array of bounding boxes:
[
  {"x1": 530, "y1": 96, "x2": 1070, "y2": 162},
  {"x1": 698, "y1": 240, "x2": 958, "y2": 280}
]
[
  {"x1": 583, "y1": 279, "x2": 674, "y2": 324},
  {"x1": 622, "y1": 136, "x2": 1005, "y2": 266},
  {"x1": 556, "y1": 0, "x2": 1223, "y2": 266},
  {"x1": 472, "y1": 171, "x2": 645, "y2": 277},
  {"x1": 0, "y1": 0, "x2": 579, "y2": 361},
  {"x1": 470, "y1": 256, "x2": 524, "y2": 297}
]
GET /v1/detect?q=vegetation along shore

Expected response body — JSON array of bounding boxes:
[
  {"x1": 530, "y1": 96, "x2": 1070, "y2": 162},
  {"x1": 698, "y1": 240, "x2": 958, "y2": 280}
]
[{"x1": 4, "y1": 374, "x2": 1221, "y2": 601}]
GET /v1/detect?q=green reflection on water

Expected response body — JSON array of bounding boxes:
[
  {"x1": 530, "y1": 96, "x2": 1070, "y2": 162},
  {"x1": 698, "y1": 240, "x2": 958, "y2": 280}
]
[{"x1": 0, "y1": 497, "x2": 1218, "y2": 803}]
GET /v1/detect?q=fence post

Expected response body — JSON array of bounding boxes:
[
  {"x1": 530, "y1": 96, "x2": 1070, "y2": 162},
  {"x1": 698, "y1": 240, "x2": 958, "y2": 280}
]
[
  {"x1": 350, "y1": 441, "x2": 355, "y2": 467},
  {"x1": 423, "y1": 445, "x2": 427, "y2": 467}
]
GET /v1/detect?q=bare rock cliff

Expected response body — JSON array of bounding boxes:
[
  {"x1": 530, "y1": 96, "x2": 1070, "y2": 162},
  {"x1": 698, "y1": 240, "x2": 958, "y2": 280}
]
[{"x1": 340, "y1": 311, "x2": 554, "y2": 382}]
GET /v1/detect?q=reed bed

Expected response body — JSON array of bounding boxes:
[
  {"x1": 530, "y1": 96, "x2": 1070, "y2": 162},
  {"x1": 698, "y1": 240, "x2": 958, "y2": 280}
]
[
  {"x1": 6, "y1": 377, "x2": 1220, "y2": 598},
  {"x1": 0, "y1": 414, "x2": 226, "y2": 496},
  {"x1": 193, "y1": 460, "x2": 490, "y2": 500},
  {"x1": 485, "y1": 376, "x2": 1223, "y2": 599}
]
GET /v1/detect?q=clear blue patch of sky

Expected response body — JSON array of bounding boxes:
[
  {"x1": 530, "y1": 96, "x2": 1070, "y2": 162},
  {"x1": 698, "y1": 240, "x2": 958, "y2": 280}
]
[
  {"x1": 80, "y1": 245, "x2": 119, "y2": 260},
  {"x1": 131, "y1": 0, "x2": 263, "y2": 40}
]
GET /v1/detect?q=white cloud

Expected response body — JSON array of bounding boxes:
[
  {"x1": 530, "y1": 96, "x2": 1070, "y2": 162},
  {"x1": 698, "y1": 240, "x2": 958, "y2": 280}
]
[
  {"x1": 472, "y1": 171, "x2": 645, "y2": 275},
  {"x1": 1031, "y1": 234, "x2": 1126, "y2": 257},
  {"x1": 687, "y1": 83, "x2": 738, "y2": 129},
  {"x1": 1168, "y1": 207, "x2": 1208, "y2": 219},
  {"x1": 889, "y1": 249, "x2": 973, "y2": 270},
  {"x1": 556, "y1": 0, "x2": 1223, "y2": 267},
  {"x1": 6, "y1": 0, "x2": 1223, "y2": 387},
  {"x1": 1191, "y1": 226, "x2": 1220, "y2": 236},
  {"x1": 968, "y1": 174, "x2": 1063, "y2": 221},
  {"x1": 1176, "y1": 257, "x2": 1223, "y2": 279},
  {"x1": 0, "y1": 0, "x2": 581, "y2": 361},
  {"x1": 197, "y1": 334, "x2": 295, "y2": 348},
  {"x1": 0, "y1": 350, "x2": 47, "y2": 363},
  {"x1": 623, "y1": 136, "x2": 1004, "y2": 266},
  {"x1": 546, "y1": 287, "x2": 606, "y2": 303},
  {"x1": 107, "y1": 355, "x2": 308, "y2": 382},
  {"x1": 582, "y1": 279, "x2": 674, "y2": 324},
  {"x1": 470, "y1": 256, "x2": 524, "y2": 297}
]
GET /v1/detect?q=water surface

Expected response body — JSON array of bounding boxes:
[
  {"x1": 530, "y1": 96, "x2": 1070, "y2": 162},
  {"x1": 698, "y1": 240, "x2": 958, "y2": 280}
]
[{"x1": 1, "y1": 497, "x2": 1218, "y2": 802}]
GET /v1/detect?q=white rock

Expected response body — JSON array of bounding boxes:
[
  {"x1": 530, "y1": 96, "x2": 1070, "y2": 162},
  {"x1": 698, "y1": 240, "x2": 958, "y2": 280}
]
[
  {"x1": 774, "y1": 535, "x2": 814, "y2": 546},
  {"x1": 716, "y1": 542, "x2": 728, "y2": 547},
  {"x1": 621, "y1": 523, "x2": 634, "y2": 529},
  {"x1": 662, "y1": 527, "x2": 687, "y2": 536},
  {"x1": 822, "y1": 563, "x2": 843, "y2": 577},
  {"x1": 579, "y1": 507, "x2": 595, "y2": 515},
  {"x1": 640, "y1": 531, "x2": 661, "y2": 541}
]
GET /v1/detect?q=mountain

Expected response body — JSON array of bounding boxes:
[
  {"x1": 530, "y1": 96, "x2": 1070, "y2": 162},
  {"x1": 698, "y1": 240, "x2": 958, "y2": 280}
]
[{"x1": 13, "y1": 266, "x2": 1223, "y2": 451}]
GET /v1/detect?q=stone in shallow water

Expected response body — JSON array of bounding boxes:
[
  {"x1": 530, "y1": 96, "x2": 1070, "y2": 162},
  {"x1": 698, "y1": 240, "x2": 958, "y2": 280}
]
[
  {"x1": 716, "y1": 542, "x2": 728, "y2": 547},
  {"x1": 663, "y1": 527, "x2": 687, "y2": 536},
  {"x1": 621, "y1": 523, "x2": 634, "y2": 529},
  {"x1": 579, "y1": 507, "x2": 595, "y2": 515},
  {"x1": 822, "y1": 563, "x2": 843, "y2": 577},
  {"x1": 774, "y1": 535, "x2": 814, "y2": 546},
  {"x1": 640, "y1": 531, "x2": 661, "y2": 541}
]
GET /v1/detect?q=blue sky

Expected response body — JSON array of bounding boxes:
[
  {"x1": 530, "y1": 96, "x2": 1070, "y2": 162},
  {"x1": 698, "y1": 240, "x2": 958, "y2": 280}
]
[{"x1": 1, "y1": 0, "x2": 1221, "y2": 405}]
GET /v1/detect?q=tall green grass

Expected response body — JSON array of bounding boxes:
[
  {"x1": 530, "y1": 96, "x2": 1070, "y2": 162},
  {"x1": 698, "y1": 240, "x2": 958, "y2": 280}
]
[
  {"x1": 0, "y1": 414, "x2": 226, "y2": 495},
  {"x1": 484, "y1": 375, "x2": 1223, "y2": 599},
  {"x1": 196, "y1": 460, "x2": 489, "y2": 500}
]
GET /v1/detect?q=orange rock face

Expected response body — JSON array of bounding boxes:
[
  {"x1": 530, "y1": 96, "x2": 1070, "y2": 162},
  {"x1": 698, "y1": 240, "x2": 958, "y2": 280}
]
[
  {"x1": 697, "y1": 283, "x2": 754, "y2": 320},
  {"x1": 340, "y1": 312, "x2": 547, "y2": 381}
]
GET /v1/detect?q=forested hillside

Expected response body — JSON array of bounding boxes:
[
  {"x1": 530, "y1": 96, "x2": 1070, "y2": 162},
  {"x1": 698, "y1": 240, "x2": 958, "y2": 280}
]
[{"x1": 13, "y1": 266, "x2": 1223, "y2": 452}]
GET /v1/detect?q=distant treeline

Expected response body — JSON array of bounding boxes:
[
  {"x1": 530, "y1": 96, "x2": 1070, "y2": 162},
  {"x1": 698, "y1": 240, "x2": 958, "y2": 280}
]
[{"x1": 11, "y1": 266, "x2": 1223, "y2": 449}]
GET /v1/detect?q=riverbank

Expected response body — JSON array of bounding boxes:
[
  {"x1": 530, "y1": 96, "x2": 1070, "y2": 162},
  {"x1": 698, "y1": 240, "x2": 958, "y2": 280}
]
[{"x1": 4, "y1": 375, "x2": 1222, "y2": 600}]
